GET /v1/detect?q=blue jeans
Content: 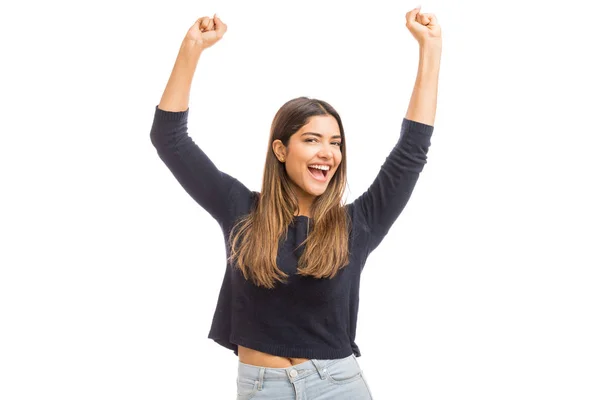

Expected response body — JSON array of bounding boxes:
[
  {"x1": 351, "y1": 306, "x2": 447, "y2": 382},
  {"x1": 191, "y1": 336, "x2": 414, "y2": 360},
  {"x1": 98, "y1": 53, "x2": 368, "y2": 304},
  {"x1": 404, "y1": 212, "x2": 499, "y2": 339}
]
[{"x1": 236, "y1": 354, "x2": 374, "y2": 399}]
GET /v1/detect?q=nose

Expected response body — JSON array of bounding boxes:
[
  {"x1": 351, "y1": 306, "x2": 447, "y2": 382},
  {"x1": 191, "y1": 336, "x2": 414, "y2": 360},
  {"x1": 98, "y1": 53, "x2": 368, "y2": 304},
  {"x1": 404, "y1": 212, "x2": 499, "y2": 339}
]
[{"x1": 317, "y1": 145, "x2": 334, "y2": 160}]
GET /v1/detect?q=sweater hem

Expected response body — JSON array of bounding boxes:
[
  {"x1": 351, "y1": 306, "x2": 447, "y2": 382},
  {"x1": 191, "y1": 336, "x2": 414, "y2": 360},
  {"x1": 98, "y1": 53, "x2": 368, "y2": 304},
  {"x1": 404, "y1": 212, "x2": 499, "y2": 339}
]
[
  {"x1": 402, "y1": 117, "x2": 435, "y2": 135},
  {"x1": 154, "y1": 105, "x2": 189, "y2": 121},
  {"x1": 225, "y1": 335, "x2": 354, "y2": 360}
]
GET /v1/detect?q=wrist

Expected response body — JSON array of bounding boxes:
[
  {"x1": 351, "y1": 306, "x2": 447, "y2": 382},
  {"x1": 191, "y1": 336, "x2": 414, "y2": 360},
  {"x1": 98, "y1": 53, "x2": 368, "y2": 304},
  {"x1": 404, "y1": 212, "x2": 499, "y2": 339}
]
[
  {"x1": 419, "y1": 40, "x2": 442, "y2": 54},
  {"x1": 180, "y1": 39, "x2": 205, "y2": 55}
]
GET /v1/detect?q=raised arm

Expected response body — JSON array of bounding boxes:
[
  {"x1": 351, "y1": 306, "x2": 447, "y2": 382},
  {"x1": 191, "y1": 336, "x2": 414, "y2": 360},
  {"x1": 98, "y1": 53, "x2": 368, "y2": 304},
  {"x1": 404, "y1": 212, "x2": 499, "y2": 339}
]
[
  {"x1": 150, "y1": 15, "x2": 251, "y2": 226},
  {"x1": 351, "y1": 7, "x2": 442, "y2": 253},
  {"x1": 405, "y1": 7, "x2": 442, "y2": 125},
  {"x1": 158, "y1": 14, "x2": 226, "y2": 112}
]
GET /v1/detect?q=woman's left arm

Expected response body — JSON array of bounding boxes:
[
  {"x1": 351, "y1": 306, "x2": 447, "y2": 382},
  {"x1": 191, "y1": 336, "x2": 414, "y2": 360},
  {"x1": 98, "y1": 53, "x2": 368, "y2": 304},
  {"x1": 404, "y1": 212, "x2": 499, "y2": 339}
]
[{"x1": 351, "y1": 7, "x2": 441, "y2": 252}]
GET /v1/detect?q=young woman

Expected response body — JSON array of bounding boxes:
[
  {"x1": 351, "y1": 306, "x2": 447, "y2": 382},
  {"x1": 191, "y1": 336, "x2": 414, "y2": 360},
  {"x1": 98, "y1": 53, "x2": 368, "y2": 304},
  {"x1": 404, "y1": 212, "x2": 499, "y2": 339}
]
[{"x1": 150, "y1": 7, "x2": 441, "y2": 399}]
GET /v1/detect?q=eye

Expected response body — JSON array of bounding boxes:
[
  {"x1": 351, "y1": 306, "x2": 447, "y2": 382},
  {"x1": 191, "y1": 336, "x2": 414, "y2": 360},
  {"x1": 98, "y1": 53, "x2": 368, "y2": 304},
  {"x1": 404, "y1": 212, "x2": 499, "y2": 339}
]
[{"x1": 304, "y1": 138, "x2": 342, "y2": 147}]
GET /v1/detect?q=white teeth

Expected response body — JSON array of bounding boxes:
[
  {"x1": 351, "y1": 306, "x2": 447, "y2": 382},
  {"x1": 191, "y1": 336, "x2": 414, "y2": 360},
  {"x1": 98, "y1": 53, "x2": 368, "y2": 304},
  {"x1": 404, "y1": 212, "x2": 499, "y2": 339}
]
[{"x1": 308, "y1": 165, "x2": 330, "y2": 171}]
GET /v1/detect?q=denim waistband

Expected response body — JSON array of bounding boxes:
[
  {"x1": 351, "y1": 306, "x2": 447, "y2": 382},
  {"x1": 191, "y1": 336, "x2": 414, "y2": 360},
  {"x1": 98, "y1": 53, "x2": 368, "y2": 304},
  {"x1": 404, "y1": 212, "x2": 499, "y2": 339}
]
[{"x1": 238, "y1": 354, "x2": 356, "y2": 386}]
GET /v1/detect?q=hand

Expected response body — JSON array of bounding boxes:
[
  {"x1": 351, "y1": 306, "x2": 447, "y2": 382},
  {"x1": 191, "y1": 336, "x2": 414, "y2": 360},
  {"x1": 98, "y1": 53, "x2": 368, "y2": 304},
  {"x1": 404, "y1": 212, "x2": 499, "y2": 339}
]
[
  {"x1": 184, "y1": 14, "x2": 228, "y2": 50},
  {"x1": 405, "y1": 6, "x2": 441, "y2": 47}
]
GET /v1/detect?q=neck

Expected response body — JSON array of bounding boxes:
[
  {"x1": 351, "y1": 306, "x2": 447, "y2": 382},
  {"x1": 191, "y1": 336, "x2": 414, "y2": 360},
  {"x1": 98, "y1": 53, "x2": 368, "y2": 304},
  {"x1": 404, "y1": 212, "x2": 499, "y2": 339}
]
[
  {"x1": 292, "y1": 189, "x2": 315, "y2": 218},
  {"x1": 294, "y1": 204, "x2": 313, "y2": 218}
]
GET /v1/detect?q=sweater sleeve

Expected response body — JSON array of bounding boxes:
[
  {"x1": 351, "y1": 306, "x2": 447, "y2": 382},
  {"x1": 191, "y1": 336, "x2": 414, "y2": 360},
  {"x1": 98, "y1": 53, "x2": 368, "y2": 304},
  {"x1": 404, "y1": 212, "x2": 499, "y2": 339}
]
[
  {"x1": 149, "y1": 105, "x2": 251, "y2": 225},
  {"x1": 350, "y1": 118, "x2": 434, "y2": 253}
]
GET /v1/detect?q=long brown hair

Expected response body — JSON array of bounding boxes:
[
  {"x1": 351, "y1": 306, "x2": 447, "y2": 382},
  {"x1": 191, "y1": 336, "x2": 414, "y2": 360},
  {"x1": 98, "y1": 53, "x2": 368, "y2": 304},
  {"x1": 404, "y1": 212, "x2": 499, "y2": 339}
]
[{"x1": 228, "y1": 97, "x2": 351, "y2": 289}]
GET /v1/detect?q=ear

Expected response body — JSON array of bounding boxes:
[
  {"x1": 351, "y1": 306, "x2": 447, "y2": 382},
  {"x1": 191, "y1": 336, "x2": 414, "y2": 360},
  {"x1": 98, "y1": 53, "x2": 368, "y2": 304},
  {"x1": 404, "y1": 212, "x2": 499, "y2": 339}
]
[{"x1": 272, "y1": 140, "x2": 287, "y2": 163}]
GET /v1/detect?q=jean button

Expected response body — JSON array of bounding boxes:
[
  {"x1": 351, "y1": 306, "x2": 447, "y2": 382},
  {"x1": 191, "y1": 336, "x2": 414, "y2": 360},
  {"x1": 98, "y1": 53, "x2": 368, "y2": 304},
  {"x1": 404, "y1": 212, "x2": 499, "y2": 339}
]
[{"x1": 289, "y1": 369, "x2": 298, "y2": 378}]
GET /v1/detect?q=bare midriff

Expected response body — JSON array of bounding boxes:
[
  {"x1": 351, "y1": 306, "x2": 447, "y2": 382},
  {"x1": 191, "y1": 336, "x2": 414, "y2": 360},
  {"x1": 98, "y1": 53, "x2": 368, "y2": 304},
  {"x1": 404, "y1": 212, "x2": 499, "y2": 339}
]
[{"x1": 238, "y1": 345, "x2": 311, "y2": 367}]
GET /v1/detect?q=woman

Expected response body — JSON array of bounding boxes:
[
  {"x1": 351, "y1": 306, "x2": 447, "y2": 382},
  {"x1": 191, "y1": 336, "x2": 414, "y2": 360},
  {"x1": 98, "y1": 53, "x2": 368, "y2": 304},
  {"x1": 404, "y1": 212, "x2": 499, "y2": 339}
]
[{"x1": 150, "y1": 6, "x2": 441, "y2": 399}]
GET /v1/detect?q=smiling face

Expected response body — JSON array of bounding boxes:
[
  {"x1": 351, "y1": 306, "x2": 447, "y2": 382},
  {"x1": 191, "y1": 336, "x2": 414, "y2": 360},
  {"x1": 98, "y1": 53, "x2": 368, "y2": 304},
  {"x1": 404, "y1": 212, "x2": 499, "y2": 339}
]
[{"x1": 272, "y1": 115, "x2": 343, "y2": 210}]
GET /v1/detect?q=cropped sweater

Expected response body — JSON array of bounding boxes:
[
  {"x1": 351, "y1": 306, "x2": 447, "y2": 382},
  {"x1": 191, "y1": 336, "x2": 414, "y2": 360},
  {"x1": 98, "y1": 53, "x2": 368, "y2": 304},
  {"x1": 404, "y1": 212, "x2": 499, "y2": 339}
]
[{"x1": 149, "y1": 105, "x2": 434, "y2": 359}]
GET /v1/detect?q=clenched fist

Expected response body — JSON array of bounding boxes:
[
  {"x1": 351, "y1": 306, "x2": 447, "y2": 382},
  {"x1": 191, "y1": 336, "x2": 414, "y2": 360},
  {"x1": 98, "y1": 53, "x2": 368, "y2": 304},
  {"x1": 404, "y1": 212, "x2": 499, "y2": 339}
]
[
  {"x1": 406, "y1": 6, "x2": 441, "y2": 47},
  {"x1": 185, "y1": 14, "x2": 228, "y2": 50}
]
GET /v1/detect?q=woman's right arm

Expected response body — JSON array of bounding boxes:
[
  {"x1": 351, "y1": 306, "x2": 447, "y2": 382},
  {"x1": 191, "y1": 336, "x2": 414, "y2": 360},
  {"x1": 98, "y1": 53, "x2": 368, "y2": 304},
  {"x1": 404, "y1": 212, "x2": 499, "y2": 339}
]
[
  {"x1": 150, "y1": 16, "x2": 251, "y2": 225},
  {"x1": 158, "y1": 15, "x2": 226, "y2": 113}
]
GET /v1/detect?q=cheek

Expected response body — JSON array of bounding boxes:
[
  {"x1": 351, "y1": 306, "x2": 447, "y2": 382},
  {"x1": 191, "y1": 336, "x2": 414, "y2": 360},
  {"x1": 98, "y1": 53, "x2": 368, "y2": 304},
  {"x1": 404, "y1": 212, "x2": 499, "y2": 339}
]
[
  {"x1": 286, "y1": 151, "x2": 310, "y2": 173},
  {"x1": 286, "y1": 159, "x2": 306, "y2": 179}
]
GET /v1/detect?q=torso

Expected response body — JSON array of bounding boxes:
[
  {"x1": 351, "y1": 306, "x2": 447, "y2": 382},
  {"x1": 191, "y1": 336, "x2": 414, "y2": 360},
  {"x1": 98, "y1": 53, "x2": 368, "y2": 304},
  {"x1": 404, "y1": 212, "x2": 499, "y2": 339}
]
[{"x1": 238, "y1": 345, "x2": 311, "y2": 367}]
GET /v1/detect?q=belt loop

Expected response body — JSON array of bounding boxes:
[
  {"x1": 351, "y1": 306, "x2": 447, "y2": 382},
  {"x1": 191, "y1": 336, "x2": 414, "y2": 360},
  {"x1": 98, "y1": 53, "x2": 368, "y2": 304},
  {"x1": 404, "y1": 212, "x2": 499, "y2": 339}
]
[
  {"x1": 257, "y1": 367, "x2": 265, "y2": 391},
  {"x1": 311, "y1": 359, "x2": 328, "y2": 380}
]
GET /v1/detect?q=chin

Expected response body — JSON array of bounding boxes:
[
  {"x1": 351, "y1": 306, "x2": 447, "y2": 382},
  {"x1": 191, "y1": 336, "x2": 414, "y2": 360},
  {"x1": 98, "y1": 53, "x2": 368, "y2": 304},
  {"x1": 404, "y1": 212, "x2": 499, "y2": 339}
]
[{"x1": 304, "y1": 183, "x2": 328, "y2": 197}]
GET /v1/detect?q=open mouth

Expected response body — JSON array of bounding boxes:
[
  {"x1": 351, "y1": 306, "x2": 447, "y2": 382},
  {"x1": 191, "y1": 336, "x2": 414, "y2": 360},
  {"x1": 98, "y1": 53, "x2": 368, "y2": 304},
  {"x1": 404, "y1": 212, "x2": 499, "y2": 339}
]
[{"x1": 308, "y1": 166, "x2": 328, "y2": 182}]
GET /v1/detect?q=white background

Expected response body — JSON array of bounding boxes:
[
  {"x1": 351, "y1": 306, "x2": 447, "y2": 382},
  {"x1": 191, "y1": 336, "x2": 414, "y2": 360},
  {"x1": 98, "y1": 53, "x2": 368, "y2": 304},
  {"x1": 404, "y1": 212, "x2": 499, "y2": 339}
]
[{"x1": 1, "y1": 0, "x2": 599, "y2": 399}]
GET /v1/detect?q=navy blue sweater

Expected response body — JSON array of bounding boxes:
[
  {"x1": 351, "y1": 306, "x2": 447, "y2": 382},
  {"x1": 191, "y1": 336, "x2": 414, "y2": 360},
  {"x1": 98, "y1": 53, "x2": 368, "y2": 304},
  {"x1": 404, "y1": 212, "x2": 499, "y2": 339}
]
[{"x1": 150, "y1": 105, "x2": 434, "y2": 359}]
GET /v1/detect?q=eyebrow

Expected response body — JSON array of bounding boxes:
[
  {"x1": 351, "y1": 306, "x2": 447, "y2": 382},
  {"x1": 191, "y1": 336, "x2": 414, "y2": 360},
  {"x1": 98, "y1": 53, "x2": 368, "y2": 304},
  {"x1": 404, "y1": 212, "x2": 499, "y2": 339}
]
[{"x1": 301, "y1": 132, "x2": 342, "y2": 139}]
